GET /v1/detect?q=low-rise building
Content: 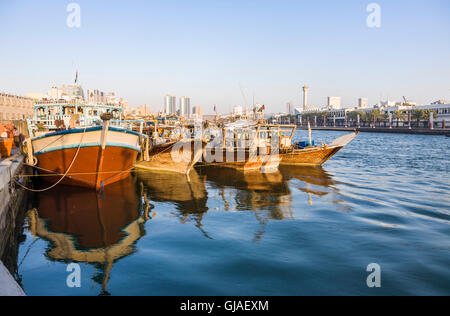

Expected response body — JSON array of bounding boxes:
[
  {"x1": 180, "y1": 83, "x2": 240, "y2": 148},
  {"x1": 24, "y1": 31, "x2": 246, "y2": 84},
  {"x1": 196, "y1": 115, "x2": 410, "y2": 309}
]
[{"x1": 0, "y1": 93, "x2": 34, "y2": 120}]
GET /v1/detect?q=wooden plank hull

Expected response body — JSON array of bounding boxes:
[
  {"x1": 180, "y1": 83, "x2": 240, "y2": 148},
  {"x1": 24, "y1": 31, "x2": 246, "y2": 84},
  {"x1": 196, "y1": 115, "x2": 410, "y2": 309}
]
[
  {"x1": 36, "y1": 145, "x2": 138, "y2": 190},
  {"x1": 31, "y1": 126, "x2": 141, "y2": 190},
  {"x1": 199, "y1": 148, "x2": 264, "y2": 172},
  {"x1": 135, "y1": 139, "x2": 207, "y2": 174},
  {"x1": 280, "y1": 146, "x2": 343, "y2": 166}
]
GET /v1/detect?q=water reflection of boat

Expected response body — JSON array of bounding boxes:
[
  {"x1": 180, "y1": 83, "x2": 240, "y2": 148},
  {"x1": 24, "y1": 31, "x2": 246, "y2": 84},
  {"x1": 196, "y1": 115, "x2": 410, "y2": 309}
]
[
  {"x1": 279, "y1": 165, "x2": 337, "y2": 205},
  {"x1": 25, "y1": 177, "x2": 152, "y2": 295},
  {"x1": 197, "y1": 166, "x2": 292, "y2": 241},
  {"x1": 135, "y1": 169, "x2": 210, "y2": 237},
  {"x1": 279, "y1": 165, "x2": 335, "y2": 188},
  {"x1": 199, "y1": 167, "x2": 291, "y2": 214}
]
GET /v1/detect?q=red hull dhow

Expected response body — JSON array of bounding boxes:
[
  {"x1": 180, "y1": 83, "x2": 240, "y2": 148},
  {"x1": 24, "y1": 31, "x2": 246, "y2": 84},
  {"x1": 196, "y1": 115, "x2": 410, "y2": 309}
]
[{"x1": 27, "y1": 125, "x2": 141, "y2": 190}]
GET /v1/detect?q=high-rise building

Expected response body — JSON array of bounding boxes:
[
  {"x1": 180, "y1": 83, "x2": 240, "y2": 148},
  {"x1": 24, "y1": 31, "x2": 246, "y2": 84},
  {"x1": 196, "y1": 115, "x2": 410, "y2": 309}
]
[
  {"x1": 328, "y1": 96, "x2": 341, "y2": 109},
  {"x1": 286, "y1": 101, "x2": 294, "y2": 115},
  {"x1": 164, "y1": 95, "x2": 177, "y2": 115},
  {"x1": 179, "y1": 96, "x2": 191, "y2": 118},
  {"x1": 358, "y1": 98, "x2": 368, "y2": 108}
]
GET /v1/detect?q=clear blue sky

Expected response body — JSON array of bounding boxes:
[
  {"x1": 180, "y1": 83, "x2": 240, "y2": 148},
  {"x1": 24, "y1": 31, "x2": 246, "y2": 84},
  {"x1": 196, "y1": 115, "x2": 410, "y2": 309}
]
[{"x1": 0, "y1": 0, "x2": 449, "y2": 113}]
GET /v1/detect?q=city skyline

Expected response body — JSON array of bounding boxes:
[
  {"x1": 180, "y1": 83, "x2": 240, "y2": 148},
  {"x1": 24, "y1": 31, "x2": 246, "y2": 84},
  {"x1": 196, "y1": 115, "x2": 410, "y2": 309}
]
[{"x1": 0, "y1": 0, "x2": 449, "y2": 114}]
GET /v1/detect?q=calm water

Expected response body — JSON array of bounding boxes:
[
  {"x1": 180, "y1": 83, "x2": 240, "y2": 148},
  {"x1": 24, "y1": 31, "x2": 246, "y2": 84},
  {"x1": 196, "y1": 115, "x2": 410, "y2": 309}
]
[{"x1": 14, "y1": 131, "x2": 450, "y2": 296}]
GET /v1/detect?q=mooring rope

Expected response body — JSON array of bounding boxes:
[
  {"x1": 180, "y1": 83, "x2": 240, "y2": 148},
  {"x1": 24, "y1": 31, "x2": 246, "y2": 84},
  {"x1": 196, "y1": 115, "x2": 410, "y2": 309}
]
[
  {"x1": 16, "y1": 169, "x2": 138, "y2": 178},
  {"x1": 13, "y1": 127, "x2": 88, "y2": 192}
]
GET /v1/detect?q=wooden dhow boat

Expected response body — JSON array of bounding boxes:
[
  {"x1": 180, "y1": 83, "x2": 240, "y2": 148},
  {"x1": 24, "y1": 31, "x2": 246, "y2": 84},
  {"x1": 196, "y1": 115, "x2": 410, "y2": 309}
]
[
  {"x1": 199, "y1": 120, "x2": 281, "y2": 172},
  {"x1": 24, "y1": 104, "x2": 143, "y2": 190},
  {"x1": 134, "y1": 123, "x2": 208, "y2": 174},
  {"x1": 274, "y1": 124, "x2": 358, "y2": 166}
]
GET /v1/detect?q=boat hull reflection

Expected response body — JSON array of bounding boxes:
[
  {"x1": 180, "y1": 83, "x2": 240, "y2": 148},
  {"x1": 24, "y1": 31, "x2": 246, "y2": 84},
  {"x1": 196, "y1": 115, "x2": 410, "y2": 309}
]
[{"x1": 26, "y1": 177, "x2": 152, "y2": 295}]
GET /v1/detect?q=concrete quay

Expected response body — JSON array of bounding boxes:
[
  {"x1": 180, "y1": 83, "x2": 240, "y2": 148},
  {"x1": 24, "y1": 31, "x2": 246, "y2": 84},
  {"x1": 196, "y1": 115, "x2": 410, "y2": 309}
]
[{"x1": 0, "y1": 154, "x2": 28, "y2": 296}]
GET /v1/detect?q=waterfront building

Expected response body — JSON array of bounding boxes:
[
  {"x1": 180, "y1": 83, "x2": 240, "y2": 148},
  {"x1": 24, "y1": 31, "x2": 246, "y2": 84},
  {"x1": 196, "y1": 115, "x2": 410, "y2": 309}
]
[
  {"x1": 164, "y1": 95, "x2": 176, "y2": 115},
  {"x1": 61, "y1": 85, "x2": 85, "y2": 101},
  {"x1": 192, "y1": 106, "x2": 203, "y2": 119},
  {"x1": 106, "y1": 93, "x2": 117, "y2": 104},
  {"x1": 133, "y1": 105, "x2": 151, "y2": 116},
  {"x1": 179, "y1": 96, "x2": 191, "y2": 118},
  {"x1": 358, "y1": 98, "x2": 368, "y2": 108},
  {"x1": 295, "y1": 102, "x2": 450, "y2": 128},
  {"x1": 0, "y1": 93, "x2": 34, "y2": 120},
  {"x1": 87, "y1": 89, "x2": 106, "y2": 104},
  {"x1": 26, "y1": 92, "x2": 47, "y2": 101},
  {"x1": 48, "y1": 87, "x2": 62, "y2": 100},
  {"x1": 432, "y1": 100, "x2": 449, "y2": 105},
  {"x1": 328, "y1": 97, "x2": 341, "y2": 110}
]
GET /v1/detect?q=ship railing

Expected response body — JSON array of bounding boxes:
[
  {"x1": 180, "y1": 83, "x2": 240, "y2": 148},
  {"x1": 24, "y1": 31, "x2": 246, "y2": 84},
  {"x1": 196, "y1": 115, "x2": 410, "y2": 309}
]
[{"x1": 111, "y1": 119, "x2": 144, "y2": 134}]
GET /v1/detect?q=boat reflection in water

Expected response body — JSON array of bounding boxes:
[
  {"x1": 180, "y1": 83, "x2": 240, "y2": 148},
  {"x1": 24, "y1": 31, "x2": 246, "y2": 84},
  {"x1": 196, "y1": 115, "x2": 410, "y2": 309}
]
[
  {"x1": 200, "y1": 167, "x2": 292, "y2": 215},
  {"x1": 135, "y1": 169, "x2": 210, "y2": 237},
  {"x1": 198, "y1": 167, "x2": 294, "y2": 242},
  {"x1": 136, "y1": 165, "x2": 339, "y2": 242},
  {"x1": 278, "y1": 165, "x2": 338, "y2": 206},
  {"x1": 25, "y1": 177, "x2": 153, "y2": 296}
]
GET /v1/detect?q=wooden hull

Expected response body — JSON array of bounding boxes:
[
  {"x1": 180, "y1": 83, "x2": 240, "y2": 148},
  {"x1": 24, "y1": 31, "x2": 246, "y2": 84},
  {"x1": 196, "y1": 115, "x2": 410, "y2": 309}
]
[
  {"x1": 31, "y1": 126, "x2": 141, "y2": 190},
  {"x1": 135, "y1": 139, "x2": 207, "y2": 174},
  {"x1": 36, "y1": 146, "x2": 138, "y2": 190},
  {"x1": 199, "y1": 148, "x2": 264, "y2": 172},
  {"x1": 280, "y1": 131, "x2": 358, "y2": 166},
  {"x1": 280, "y1": 146, "x2": 343, "y2": 166}
]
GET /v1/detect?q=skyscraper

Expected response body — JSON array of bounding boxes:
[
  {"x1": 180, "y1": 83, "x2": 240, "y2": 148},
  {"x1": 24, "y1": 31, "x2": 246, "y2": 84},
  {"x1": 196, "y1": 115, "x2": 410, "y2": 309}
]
[
  {"x1": 164, "y1": 95, "x2": 176, "y2": 115},
  {"x1": 286, "y1": 101, "x2": 294, "y2": 115},
  {"x1": 179, "y1": 96, "x2": 191, "y2": 118}
]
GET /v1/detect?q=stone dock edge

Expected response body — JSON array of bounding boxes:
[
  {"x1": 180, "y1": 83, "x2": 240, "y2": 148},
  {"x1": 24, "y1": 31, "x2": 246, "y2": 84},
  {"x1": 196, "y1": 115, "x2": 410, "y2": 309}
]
[{"x1": 0, "y1": 154, "x2": 27, "y2": 296}]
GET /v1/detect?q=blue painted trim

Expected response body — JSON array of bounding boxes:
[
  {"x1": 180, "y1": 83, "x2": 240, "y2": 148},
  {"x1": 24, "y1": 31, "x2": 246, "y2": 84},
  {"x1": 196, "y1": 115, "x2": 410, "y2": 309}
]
[
  {"x1": 32, "y1": 126, "x2": 141, "y2": 141},
  {"x1": 34, "y1": 142, "x2": 141, "y2": 156}
]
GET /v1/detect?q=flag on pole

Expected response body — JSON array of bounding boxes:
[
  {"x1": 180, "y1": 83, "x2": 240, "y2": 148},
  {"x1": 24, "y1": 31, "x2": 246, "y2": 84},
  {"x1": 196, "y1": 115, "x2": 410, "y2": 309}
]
[
  {"x1": 75, "y1": 71, "x2": 78, "y2": 84},
  {"x1": 214, "y1": 105, "x2": 216, "y2": 113}
]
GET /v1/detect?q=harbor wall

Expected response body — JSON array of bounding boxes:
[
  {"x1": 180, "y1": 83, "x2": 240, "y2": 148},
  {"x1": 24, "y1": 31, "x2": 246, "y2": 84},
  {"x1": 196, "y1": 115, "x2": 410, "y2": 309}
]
[
  {"x1": 296, "y1": 126, "x2": 450, "y2": 136},
  {"x1": 0, "y1": 154, "x2": 28, "y2": 296}
]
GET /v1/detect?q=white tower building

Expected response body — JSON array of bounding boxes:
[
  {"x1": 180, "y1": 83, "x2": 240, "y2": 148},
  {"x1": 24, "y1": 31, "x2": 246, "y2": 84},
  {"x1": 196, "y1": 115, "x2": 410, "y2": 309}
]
[
  {"x1": 302, "y1": 86, "x2": 309, "y2": 111},
  {"x1": 164, "y1": 95, "x2": 177, "y2": 115},
  {"x1": 179, "y1": 96, "x2": 191, "y2": 118}
]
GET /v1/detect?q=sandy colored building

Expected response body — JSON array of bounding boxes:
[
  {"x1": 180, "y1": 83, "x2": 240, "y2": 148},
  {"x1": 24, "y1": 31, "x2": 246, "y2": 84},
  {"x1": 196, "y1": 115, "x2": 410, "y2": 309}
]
[{"x1": 0, "y1": 93, "x2": 34, "y2": 120}]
